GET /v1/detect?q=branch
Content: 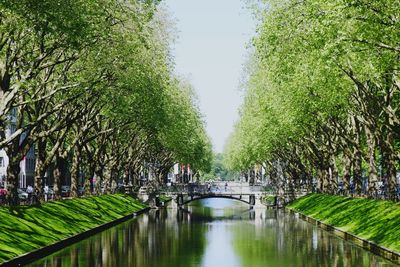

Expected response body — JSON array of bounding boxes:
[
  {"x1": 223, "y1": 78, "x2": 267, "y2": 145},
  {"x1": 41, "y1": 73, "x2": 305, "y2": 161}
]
[{"x1": 347, "y1": 39, "x2": 400, "y2": 53}]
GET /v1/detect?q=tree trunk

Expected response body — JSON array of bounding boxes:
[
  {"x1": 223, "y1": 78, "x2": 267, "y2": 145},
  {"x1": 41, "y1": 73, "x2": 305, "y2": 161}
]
[
  {"x1": 53, "y1": 157, "x2": 61, "y2": 200},
  {"x1": 329, "y1": 156, "x2": 338, "y2": 194},
  {"x1": 124, "y1": 166, "x2": 130, "y2": 186},
  {"x1": 5, "y1": 135, "x2": 31, "y2": 205},
  {"x1": 381, "y1": 72, "x2": 397, "y2": 200},
  {"x1": 317, "y1": 169, "x2": 323, "y2": 193},
  {"x1": 85, "y1": 164, "x2": 95, "y2": 196},
  {"x1": 34, "y1": 139, "x2": 47, "y2": 202},
  {"x1": 382, "y1": 130, "x2": 397, "y2": 200},
  {"x1": 342, "y1": 149, "x2": 352, "y2": 195},
  {"x1": 249, "y1": 169, "x2": 255, "y2": 185},
  {"x1": 287, "y1": 171, "x2": 295, "y2": 202},
  {"x1": 110, "y1": 167, "x2": 118, "y2": 193},
  {"x1": 266, "y1": 161, "x2": 277, "y2": 194},
  {"x1": 95, "y1": 165, "x2": 104, "y2": 195},
  {"x1": 352, "y1": 117, "x2": 363, "y2": 196},
  {"x1": 277, "y1": 177, "x2": 285, "y2": 206},
  {"x1": 70, "y1": 145, "x2": 81, "y2": 198},
  {"x1": 84, "y1": 177, "x2": 91, "y2": 196},
  {"x1": 244, "y1": 170, "x2": 249, "y2": 183},
  {"x1": 103, "y1": 167, "x2": 111, "y2": 194},
  {"x1": 365, "y1": 126, "x2": 378, "y2": 197},
  {"x1": 322, "y1": 168, "x2": 329, "y2": 194},
  {"x1": 131, "y1": 164, "x2": 140, "y2": 187},
  {"x1": 6, "y1": 158, "x2": 20, "y2": 205}
]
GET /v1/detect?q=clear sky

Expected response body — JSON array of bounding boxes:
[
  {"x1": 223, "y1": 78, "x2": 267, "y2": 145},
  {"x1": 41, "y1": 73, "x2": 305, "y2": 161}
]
[{"x1": 163, "y1": 0, "x2": 255, "y2": 153}]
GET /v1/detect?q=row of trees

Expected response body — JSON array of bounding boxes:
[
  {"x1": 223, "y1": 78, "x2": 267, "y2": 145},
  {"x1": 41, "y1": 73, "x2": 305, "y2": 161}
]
[
  {"x1": 225, "y1": 0, "x2": 400, "y2": 200},
  {"x1": 0, "y1": 1, "x2": 212, "y2": 204},
  {"x1": 200, "y1": 153, "x2": 239, "y2": 181}
]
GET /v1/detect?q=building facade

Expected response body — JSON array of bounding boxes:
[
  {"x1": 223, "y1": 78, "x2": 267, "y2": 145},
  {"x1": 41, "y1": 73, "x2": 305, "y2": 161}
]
[{"x1": 0, "y1": 109, "x2": 35, "y2": 189}]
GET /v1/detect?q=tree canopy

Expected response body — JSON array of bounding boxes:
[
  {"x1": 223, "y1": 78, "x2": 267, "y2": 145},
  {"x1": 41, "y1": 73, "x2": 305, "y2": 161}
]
[
  {"x1": 0, "y1": 0, "x2": 212, "y2": 204},
  {"x1": 225, "y1": 0, "x2": 400, "y2": 200}
]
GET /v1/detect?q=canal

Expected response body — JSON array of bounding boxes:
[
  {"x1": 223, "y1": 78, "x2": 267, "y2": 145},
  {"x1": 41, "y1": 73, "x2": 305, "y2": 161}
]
[{"x1": 27, "y1": 199, "x2": 396, "y2": 267}]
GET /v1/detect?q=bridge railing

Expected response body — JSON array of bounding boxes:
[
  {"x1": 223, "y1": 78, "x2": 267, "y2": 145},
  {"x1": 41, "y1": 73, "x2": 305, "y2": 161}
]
[
  {"x1": 159, "y1": 183, "x2": 278, "y2": 196},
  {"x1": 159, "y1": 184, "x2": 209, "y2": 194},
  {"x1": 158, "y1": 183, "x2": 310, "y2": 198}
]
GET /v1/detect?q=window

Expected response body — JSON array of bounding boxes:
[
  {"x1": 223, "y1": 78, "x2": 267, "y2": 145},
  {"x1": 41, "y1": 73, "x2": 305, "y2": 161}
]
[
  {"x1": 27, "y1": 158, "x2": 35, "y2": 170},
  {"x1": 10, "y1": 125, "x2": 16, "y2": 134},
  {"x1": 0, "y1": 157, "x2": 4, "y2": 167}
]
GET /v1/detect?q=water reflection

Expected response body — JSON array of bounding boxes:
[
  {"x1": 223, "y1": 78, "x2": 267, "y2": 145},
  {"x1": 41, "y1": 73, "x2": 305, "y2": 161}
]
[
  {"x1": 27, "y1": 199, "x2": 397, "y2": 267},
  {"x1": 27, "y1": 207, "x2": 207, "y2": 267},
  {"x1": 231, "y1": 209, "x2": 395, "y2": 267}
]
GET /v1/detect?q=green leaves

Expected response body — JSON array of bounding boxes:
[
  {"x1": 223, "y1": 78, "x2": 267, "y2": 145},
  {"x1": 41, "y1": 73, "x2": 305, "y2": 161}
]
[
  {"x1": 0, "y1": 0, "x2": 212, "y2": 192},
  {"x1": 225, "y1": 0, "x2": 400, "y2": 198},
  {"x1": 157, "y1": 78, "x2": 212, "y2": 172}
]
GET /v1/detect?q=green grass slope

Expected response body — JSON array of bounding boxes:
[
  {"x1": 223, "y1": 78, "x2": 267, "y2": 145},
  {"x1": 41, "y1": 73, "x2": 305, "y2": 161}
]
[
  {"x1": 288, "y1": 194, "x2": 400, "y2": 252},
  {"x1": 0, "y1": 194, "x2": 147, "y2": 263},
  {"x1": 159, "y1": 195, "x2": 172, "y2": 202},
  {"x1": 261, "y1": 196, "x2": 276, "y2": 205}
]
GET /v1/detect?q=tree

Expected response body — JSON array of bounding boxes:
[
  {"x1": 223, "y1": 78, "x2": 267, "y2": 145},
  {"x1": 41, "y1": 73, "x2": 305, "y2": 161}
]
[
  {"x1": 0, "y1": 0, "x2": 212, "y2": 205},
  {"x1": 225, "y1": 0, "x2": 400, "y2": 201}
]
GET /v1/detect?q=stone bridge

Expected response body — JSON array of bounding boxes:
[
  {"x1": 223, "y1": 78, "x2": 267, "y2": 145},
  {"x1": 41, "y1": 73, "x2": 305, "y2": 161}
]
[
  {"x1": 156, "y1": 182, "x2": 309, "y2": 208},
  {"x1": 173, "y1": 192, "x2": 258, "y2": 207},
  {"x1": 159, "y1": 182, "x2": 270, "y2": 208}
]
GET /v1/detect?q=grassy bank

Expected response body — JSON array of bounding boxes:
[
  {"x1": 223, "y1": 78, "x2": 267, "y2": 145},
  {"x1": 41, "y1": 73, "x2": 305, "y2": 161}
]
[
  {"x1": 159, "y1": 195, "x2": 172, "y2": 202},
  {"x1": 0, "y1": 194, "x2": 147, "y2": 263},
  {"x1": 288, "y1": 194, "x2": 400, "y2": 252},
  {"x1": 261, "y1": 196, "x2": 276, "y2": 205}
]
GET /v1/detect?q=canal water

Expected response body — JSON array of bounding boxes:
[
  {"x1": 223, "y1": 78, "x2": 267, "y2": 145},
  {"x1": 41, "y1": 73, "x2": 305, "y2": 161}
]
[{"x1": 27, "y1": 199, "x2": 396, "y2": 267}]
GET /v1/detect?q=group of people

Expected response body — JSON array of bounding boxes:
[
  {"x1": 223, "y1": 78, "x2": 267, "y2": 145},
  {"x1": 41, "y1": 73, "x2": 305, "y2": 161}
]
[
  {"x1": 0, "y1": 184, "x2": 51, "y2": 205},
  {"x1": 26, "y1": 185, "x2": 51, "y2": 203},
  {"x1": 206, "y1": 182, "x2": 229, "y2": 192}
]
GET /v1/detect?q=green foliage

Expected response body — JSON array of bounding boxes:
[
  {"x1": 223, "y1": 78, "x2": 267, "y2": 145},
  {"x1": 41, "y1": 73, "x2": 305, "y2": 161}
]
[
  {"x1": 0, "y1": 0, "x2": 212, "y2": 198},
  {"x1": 158, "y1": 78, "x2": 213, "y2": 172},
  {"x1": 261, "y1": 195, "x2": 276, "y2": 205},
  {"x1": 201, "y1": 153, "x2": 239, "y2": 181},
  {"x1": 225, "y1": 0, "x2": 400, "y2": 199}
]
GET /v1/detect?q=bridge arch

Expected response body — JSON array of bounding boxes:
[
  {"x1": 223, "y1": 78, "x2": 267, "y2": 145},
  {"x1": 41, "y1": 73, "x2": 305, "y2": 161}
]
[{"x1": 177, "y1": 194, "x2": 256, "y2": 206}]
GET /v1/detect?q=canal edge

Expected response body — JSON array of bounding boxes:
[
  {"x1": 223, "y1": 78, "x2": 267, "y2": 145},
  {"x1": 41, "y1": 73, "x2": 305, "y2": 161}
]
[
  {"x1": 0, "y1": 206, "x2": 151, "y2": 267},
  {"x1": 286, "y1": 207, "x2": 400, "y2": 265}
]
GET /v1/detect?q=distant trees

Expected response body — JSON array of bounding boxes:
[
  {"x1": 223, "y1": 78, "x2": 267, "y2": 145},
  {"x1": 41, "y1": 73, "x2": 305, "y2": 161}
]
[
  {"x1": 225, "y1": 0, "x2": 400, "y2": 200},
  {"x1": 0, "y1": 1, "x2": 212, "y2": 204},
  {"x1": 200, "y1": 153, "x2": 239, "y2": 181}
]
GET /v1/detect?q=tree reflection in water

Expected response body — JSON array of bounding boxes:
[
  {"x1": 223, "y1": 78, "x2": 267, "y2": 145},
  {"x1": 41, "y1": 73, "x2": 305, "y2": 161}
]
[
  {"x1": 232, "y1": 210, "x2": 396, "y2": 267},
  {"x1": 27, "y1": 207, "x2": 207, "y2": 267},
  {"x1": 27, "y1": 199, "x2": 396, "y2": 267}
]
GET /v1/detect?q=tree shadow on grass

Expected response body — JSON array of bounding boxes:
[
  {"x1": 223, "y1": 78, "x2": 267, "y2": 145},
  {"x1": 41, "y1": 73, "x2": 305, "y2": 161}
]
[
  {"x1": 292, "y1": 194, "x2": 400, "y2": 251},
  {"x1": 0, "y1": 194, "x2": 146, "y2": 262}
]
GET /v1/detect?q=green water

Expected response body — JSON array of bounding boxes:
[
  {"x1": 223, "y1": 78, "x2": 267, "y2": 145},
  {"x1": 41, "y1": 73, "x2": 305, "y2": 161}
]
[{"x1": 27, "y1": 199, "x2": 397, "y2": 267}]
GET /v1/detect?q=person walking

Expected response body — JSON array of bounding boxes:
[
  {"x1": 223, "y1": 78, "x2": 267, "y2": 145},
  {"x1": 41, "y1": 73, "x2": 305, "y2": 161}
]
[
  {"x1": 0, "y1": 187, "x2": 7, "y2": 205},
  {"x1": 44, "y1": 185, "x2": 49, "y2": 202},
  {"x1": 26, "y1": 185, "x2": 33, "y2": 204}
]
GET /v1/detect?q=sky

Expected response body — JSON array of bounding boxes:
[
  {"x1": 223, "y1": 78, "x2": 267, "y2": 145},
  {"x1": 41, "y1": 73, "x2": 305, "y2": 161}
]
[{"x1": 163, "y1": 0, "x2": 255, "y2": 153}]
